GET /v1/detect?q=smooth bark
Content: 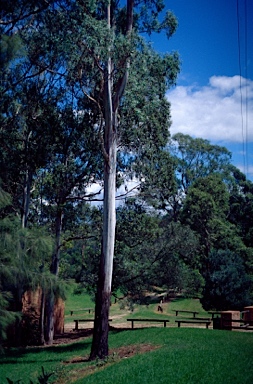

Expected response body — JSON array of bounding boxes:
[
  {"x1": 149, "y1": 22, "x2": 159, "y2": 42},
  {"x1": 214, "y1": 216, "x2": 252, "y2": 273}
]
[
  {"x1": 90, "y1": 7, "x2": 117, "y2": 356},
  {"x1": 90, "y1": 0, "x2": 133, "y2": 359}
]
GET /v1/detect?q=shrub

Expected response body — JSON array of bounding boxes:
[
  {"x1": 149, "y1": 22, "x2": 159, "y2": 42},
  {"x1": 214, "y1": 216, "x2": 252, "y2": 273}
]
[{"x1": 201, "y1": 249, "x2": 252, "y2": 310}]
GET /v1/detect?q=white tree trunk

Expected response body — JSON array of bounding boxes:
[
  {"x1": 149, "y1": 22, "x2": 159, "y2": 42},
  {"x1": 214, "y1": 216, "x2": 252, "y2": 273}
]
[
  {"x1": 90, "y1": 47, "x2": 117, "y2": 358},
  {"x1": 90, "y1": 0, "x2": 133, "y2": 360},
  {"x1": 102, "y1": 150, "x2": 116, "y2": 293},
  {"x1": 102, "y1": 52, "x2": 117, "y2": 294}
]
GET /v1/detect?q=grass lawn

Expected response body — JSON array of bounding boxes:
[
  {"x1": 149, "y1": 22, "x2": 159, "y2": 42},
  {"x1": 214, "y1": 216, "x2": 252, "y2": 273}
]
[
  {"x1": 1, "y1": 287, "x2": 253, "y2": 383},
  {"x1": 1, "y1": 328, "x2": 253, "y2": 384}
]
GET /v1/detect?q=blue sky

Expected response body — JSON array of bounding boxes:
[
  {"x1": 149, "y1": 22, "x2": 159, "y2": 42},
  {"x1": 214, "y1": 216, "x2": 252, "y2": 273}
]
[{"x1": 147, "y1": 0, "x2": 253, "y2": 180}]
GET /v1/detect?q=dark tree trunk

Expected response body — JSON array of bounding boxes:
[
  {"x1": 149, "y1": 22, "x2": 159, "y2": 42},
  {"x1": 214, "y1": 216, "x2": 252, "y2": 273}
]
[
  {"x1": 21, "y1": 169, "x2": 33, "y2": 228},
  {"x1": 90, "y1": 251, "x2": 111, "y2": 359},
  {"x1": 45, "y1": 293, "x2": 55, "y2": 344},
  {"x1": 39, "y1": 289, "x2": 46, "y2": 345},
  {"x1": 44, "y1": 206, "x2": 63, "y2": 344}
]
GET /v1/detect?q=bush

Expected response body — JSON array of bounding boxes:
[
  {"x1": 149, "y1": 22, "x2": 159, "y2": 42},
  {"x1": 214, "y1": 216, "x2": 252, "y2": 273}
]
[{"x1": 201, "y1": 249, "x2": 252, "y2": 310}]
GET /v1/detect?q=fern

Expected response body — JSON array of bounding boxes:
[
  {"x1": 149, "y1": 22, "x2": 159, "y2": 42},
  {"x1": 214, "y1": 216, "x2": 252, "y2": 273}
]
[{"x1": 6, "y1": 366, "x2": 53, "y2": 384}]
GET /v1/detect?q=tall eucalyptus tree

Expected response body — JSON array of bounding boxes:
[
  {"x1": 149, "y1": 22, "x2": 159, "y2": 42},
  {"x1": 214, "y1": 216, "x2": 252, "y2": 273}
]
[
  {"x1": 2, "y1": 0, "x2": 180, "y2": 353},
  {"x1": 37, "y1": 0, "x2": 178, "y2": 355},
  {"x1": 85, "y1": 1, "x2": 179, "y2": 359}
]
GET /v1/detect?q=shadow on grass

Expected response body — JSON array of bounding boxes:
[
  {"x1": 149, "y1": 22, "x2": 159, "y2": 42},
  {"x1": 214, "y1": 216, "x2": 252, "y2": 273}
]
[
  {"x1": 1, "y1": 338, "x2": 92, "y2": 363},
  {"x1": 145, "y1": 296, "x2": 162, "y2": 304},
  {"x1": 168, "y1": 296, "x2": 188, "y2": 303},
  {"x1": 109, "y1": 327, "x2": 147, "y2": 335},
  {"x1": 1, "y1": 326, "x2": 166, "y2": 366}
]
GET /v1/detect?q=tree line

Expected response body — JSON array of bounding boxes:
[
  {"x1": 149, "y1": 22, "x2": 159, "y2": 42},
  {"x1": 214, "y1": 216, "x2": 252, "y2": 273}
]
[{"x1": 1, "y1": 0, "x2": 252, "y2": 357}]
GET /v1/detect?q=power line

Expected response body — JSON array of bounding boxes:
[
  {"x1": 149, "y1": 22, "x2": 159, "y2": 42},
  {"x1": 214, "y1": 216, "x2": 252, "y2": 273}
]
[
  {"x1": 244, "y1": 0, "x2": 249, "y2": 178},
  {"x1": 236, "y1": 0, "x2": 248, "y2": 178}
]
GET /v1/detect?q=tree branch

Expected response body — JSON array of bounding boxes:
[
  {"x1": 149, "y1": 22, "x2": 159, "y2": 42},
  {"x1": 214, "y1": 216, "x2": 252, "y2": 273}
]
[
  {"x1": 115, "y1": 183, "x2": 141, "y2": 200},
  {"x1": 1, "y1": 1, "x2": 50, "y2": 32},
  {"x1": 112, "y1": 0, "x2": 134, "y2": 111},
  {"x1": 60, "y1": 234, "x2": 97, "y2": 248}
]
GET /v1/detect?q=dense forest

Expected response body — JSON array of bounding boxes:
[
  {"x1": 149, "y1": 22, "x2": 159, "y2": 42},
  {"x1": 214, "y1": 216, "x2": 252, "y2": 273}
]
[{"x1": 0, "y1": 0, "x2": 252, "y2": 353}]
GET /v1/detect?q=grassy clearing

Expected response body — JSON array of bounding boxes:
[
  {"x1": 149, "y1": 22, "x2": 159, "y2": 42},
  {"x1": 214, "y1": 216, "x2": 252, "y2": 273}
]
[
  {"x1": 1, "y1": 328, "x2": 253, "y2": 384},
  {"x1": 64, "y1": 285, "x2": 95, "y2": 324},
  {"x1": 64, "y1": 285, "x2": 210, "y2": 329}
]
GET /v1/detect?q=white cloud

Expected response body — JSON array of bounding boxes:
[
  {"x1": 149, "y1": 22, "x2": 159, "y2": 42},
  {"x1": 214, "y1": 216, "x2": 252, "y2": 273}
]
[
  {"x1": 167, "y1": 75, "x2": 253, "y2": 143},
  {"x1": 237, "y1": 163, "x2": 253, "y2": 177},
  {"x1": 86, "y1": 179, "x2": 140, "y2": 207}
]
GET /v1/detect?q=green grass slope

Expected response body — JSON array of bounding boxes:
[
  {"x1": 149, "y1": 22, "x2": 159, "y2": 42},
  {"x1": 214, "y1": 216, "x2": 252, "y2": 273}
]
[
  {"x1": 1, "y1": 287, "x2": 252, "y2": 383},
  {"x1": 1, "y1": 328, "x2": 253, "y2": 384}
]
